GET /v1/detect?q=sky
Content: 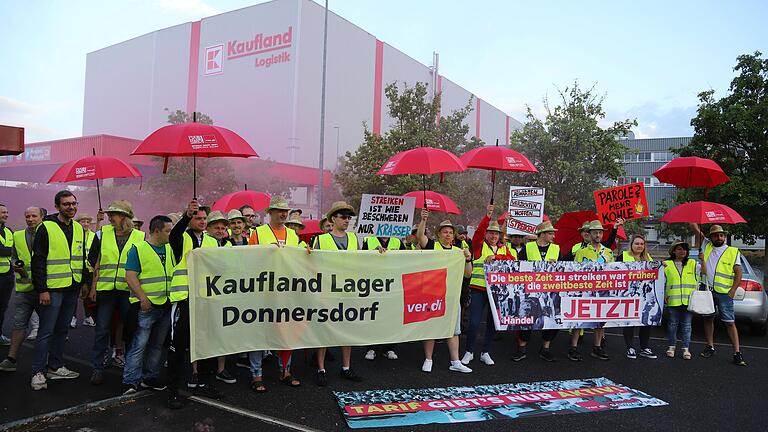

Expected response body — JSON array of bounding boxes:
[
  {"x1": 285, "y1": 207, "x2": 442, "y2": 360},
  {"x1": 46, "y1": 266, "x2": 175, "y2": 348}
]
[{"x1": 1, "y1": 0, "x2": 766, "y2": 143}]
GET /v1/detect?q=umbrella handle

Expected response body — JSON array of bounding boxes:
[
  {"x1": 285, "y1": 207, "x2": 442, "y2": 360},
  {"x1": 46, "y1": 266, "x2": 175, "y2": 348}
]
[
  {"x1": 421, "y1": 174, "x2": 427, "y2": 208},
  {"x1": 95, "y1": 178, "x2": 102, "y2": 210},
  {"x1": 490, "y1": 169, "x2": 496, "y2": 205},
  {"x1": 193, "y1": 154, "x2": 197, "y2": 200}
]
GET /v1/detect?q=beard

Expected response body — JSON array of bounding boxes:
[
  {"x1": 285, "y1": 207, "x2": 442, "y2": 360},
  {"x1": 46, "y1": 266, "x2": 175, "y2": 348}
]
[{"x1": 712, "y1": 239, "x2": 725, "y2": 247}]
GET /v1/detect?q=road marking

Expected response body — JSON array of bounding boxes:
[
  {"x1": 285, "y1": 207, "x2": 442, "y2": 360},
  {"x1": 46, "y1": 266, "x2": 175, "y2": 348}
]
[
  {"x1": 0, "y1": 391, "x2": 151, "y2": 430},
  {"x1": 189, "y1": 395, "x2": 323, "y2": 432},
  {"x1": 604, "y1": 331, "x2": 768, "y2": 351}
]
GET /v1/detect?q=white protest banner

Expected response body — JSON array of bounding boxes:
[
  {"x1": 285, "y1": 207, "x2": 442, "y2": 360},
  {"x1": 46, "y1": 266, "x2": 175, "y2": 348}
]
[
  {"x1": 356, "y1": 194, "x2": 416, "y2": 238},
  {"x1": 506, "y1": 186, "x2": 546, "y2": 236}
]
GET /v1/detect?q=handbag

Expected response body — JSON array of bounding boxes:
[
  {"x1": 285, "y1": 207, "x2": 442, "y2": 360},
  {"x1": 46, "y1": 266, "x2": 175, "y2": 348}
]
[{"x1": 688, "y1": 283, "x2": 715, "y2": 315}]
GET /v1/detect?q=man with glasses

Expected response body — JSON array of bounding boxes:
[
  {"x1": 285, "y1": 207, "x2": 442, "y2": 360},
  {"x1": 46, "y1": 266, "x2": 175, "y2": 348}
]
[{"x1": 239, "y1": 205, "x2": 259, "y2": 235}]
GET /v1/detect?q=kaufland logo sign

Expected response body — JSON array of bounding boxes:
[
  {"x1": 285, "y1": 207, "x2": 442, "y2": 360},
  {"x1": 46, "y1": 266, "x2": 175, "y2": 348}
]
[{"x1": 204, "y1": 26, "x2": 293, "y2": 75}]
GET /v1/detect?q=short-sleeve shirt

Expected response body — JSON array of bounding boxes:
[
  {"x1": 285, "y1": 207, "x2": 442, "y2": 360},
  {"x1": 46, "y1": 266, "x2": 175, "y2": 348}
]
[
  {"x1": 701, "y1": 238, "x2": 742, "y2": 286},
  {"x1": 125, "y1": 243, "x2": 167, "y2": 273}
]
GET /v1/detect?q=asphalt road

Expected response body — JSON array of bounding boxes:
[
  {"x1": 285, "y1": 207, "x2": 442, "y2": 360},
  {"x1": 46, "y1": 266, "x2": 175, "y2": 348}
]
[{"x1": 1, "y1": 299, "x2": 766, "y2": 432}]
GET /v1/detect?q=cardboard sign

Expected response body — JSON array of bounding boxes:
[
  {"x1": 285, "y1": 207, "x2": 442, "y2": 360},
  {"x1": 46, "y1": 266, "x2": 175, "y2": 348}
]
[
  {"x1": 506, "y1": 186, "x2": 546, "y2": 236},
  {"x1": 594, "y1": 182, "x2": 649, "y2": 224},
  {"x1": 356, "y1": 194, "x2": 416, "y2": 238}
]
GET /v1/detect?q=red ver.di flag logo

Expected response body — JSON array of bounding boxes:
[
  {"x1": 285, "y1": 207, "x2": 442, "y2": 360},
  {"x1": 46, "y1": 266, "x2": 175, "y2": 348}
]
[{"x1": 402, "y1": 269, "x2": 447, "y2": 324}]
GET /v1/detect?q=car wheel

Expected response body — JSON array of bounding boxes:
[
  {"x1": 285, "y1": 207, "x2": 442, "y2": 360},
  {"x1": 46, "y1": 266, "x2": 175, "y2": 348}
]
[{"x1": 750, "y1": 322, "x2": 767, "y2": 337}]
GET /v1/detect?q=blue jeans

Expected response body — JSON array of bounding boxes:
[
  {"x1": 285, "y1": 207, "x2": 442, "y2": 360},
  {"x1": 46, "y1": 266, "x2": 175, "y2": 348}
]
[
  {"x1": 92, "y1": 290, "x2": 131, "y2": 370},
  {"x1": 123, "y1": 303, "x2": 171, "y2": 385},
  {"x1": 0, "y1": 271, "x2": 14, "y2": 334},
  {"x1": 464, "y1": 289, "x2": 495, "y2": 355},
  {"x1": 248, "y1": 351, "x2": 289, "y2": 378},
  {"x1": 666, "y1": 306, "x2": 693, "y2": 348},
  {"x1": 32, "y1": 289, "x2": 79, "y2": 374}
]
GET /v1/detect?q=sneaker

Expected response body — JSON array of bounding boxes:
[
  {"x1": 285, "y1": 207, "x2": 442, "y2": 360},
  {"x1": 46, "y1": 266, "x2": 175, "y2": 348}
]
[
  {"x1": 0, "y1": 335, "x2": 10, "y2": 346},
  {"x1": 26, "y1": 329, "x2": 38, "y2": 340},
  {"x1": 590, "y1": 346, "x2": 610, "y2": 361},
  {"x1": 82, "y1": 316, "x2": 96, "y2": 327},
  {"x1": 567, "y1": 347, "x2": 583, "y2": 362},
  {"x1": 46, "y1": 366, "x2": 79, "y2": 380},
  {"x1": 364, "y1": 350, "x2": 376, "y2": 360},
  {"x1": 682, "y1": 348, "x2": 692, "y2": 360},
  {"x1": 122, "y1": 384, "x2": 138, "y2": 395},
  {"x1": 215, "y1": 369, "x2": 237, "y2": 384},
  {"x1": 0, "y1": 357, "x2": 17, "y2": 372},
  {"x1": 538, "y1": 348, "x2": 556, "y2": 362},
  {"x1": 167, "y1": 392, "x2": 184, "y2": 409},
  {"x1": 449, "y1": 361, "x2": 472, "y2": 373},
  {"x1": 315, "y1": 370, "x2": 328, "y2": 387},
  {"x1": 90, "y1": 370, "x2": 104, "y2": 385},
  {"x1": 141, "y1": 377, "x2": 168, "y2": 391},
  {"x1": 666, "y1": 346, "x2": 675, "y2": 358},
  {"x1": 70, "y1": 317, "x2": 77, "y2": 328},
  {"x1": 194, "y1": 383, "x2": 223, "y2": 399},
  {"x1": 384, "y1": 350, "x2": 398, "y2": 360},
  {"x1": 733, "y1": 352, "x2": 747, "y2": 366},
  {"x1": 187, "y1": 373, "x2": 200, "y2": 388},
  {"x1": 626, "y1": 348, "x2": 637, "y2": 359},
  {"x1": 700, "y1": 345, "x2": 716, "y2": 358},
  {"x1": 460, "y1": 351, "x2": 474, "y2": 365},
  {"x1": 340, "y1": 368, "x2": 363, "y2": 382},
  {"x1": 639, "y1": 348, "x2": 658, "y2": 359},
  {"x1": 479, "y1": 352, "x2": 495, "y2": 365},
  {"x1": 31, "y1": 372, "x2": 47, "y2": 390},
  {"x1": 235, "y1": 357, "x2": 250, "y2": 369},
  {"x1": 511, "y1": 349, "x2": 527, "y2": 362},
  {"x1": 421, "y1": 359, "x2": 433, "y2": 373},
  {"x1": 112, "y1": 352, "x2": 125, "y2": 369}
]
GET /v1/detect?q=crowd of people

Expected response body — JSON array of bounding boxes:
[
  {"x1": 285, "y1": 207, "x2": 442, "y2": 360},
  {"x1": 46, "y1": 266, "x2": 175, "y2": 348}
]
[{"x1": 0, "y1": 190, "x2": 749, "y2": 410}]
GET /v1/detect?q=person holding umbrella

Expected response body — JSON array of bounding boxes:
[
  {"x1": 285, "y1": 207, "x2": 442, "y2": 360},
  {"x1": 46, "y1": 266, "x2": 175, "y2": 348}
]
[
  {"x1": 227, "y1": 210, "x2": 249, "y2": 246},
  {"x1": 690, "y1": 223, "x2": 747, "y2": 366},
  {"x1": 87, "y1": 200, "x2": 146, "y2": 386},
  {"x1": 416, "y1": 209, "x2": 474, "y2": 374}
]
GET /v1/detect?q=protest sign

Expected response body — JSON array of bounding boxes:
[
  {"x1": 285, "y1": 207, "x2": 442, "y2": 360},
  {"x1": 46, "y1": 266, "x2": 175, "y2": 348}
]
[
  {"x1": 485, "y1": 260, "x2": 665, "y2": 330},
  {"x1": 594, "y1": 182, "x2": 650, "y2": 224},
  {"x1": 506, "y1": 186, "x2": 545, "y2": 236},
  {"x1": 335, "y1": 377, "x2": 667, "y2": 428},
  {"x1": 356, "y1": 194, "x2": 416, "y2": 238},
  {"x1": 187, "y1": 246, "x2": 463, "y2": 361}
]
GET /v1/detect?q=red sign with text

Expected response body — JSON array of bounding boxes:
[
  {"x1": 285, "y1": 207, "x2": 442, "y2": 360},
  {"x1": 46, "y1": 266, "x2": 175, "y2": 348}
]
[{"x1": 594, "y1": 182, "x2": 649, "y2": 224}]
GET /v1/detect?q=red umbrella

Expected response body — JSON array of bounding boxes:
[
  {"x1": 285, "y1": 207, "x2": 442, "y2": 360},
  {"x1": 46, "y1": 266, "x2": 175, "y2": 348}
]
[
  {"x1": 554, "y1": 210, "x2": 627, "y2": 252},
  {"x1": 298, "y1": 219, "x2": 325, "y2": 244},
  {"x1": 653, "y1": 156, "x2": 729, "y2": 189},
  {"x1": 404, "y1": 191, "x2": 461, "y2": 215},
  {"x1": 132, "y1": 119, "x2": 258, "y2": 198},
  {"x1": 460, "y1": 139, "x2": 537, "y2": 204},
  {"x1": 48, "y1": 150, "x2": 142, "y2": 209},
  {"x1": 212, "y1": 190, "x2": 271, "y2": 213},
  {"x1": 660, "y1": 201, "x2": 746, "y2": 224}
]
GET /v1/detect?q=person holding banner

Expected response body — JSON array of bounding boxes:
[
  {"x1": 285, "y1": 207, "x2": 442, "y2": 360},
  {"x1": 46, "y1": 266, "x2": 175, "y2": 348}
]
[
  {"x1": 617, "y1": 235, "x2": 657, "y2": 360},
  {"x1": 573, "y1": 220, "x2": 614, "y2": 361},
  {"x1": 166, "y1": 200, "x2": 222, "y2": 409},
  {"x1": 566, "y1": 218, "x2": 624, "y2": 259},
  {"x1": 403, "y1": 226, "x2": 419, "y2": 250},
  {"x1": 663, "y1": 240, "x2": 698, "y2": 360},
  {"x1": 690, "y1": 224, "x2": 747, "y2": 366},
  {"x1": 512, "y1": 221, "x2": 560, "y2": 362},
  {"x1": 416, "y1": 209, "x2": 473, "y2": 374},
  {"x1": 312, "y1": 201, "x2": 364, "y2": 386},
  {"x1": 506, "y1": 234, "x2": 526, "y2": 258},
  {"x1": 227, "y1": 210, "x2": 249, "y2": 246},
  {"x1": 285, "y1": 217, "x2": 308, "y2": 248},
  {"x1": 461, "y1": 205, "x2": 514, "y2": 367},
  {"x1": 248, "y1": 197, "x2": 302, "y2": 391}
]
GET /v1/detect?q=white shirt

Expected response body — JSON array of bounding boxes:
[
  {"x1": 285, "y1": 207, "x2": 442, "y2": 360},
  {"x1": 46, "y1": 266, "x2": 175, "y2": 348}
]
[{"x1": 701, "y1": 238, "x2": 741, "y2": 286}]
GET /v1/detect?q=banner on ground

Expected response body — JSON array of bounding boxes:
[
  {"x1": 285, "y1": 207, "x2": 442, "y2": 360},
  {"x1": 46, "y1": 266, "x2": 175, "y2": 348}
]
[
  {"x1": 594, "y1": 182, "x2": 649, "y2": 224},
  {"x1": 506, "y1": 186, "x2": 546, "y2": 236},
  {"x1": 334, "y1": 377, "x2": 667, "y2": 428},
  {"x1": 485, "y1": 260, "x2": 665, "y2": 330},
  {"x1": 356, "y1": 194, "x2": 416, "y2": 238},
  {"x1": 187, "y1": 246, "x2": 463, "y2": 361}
]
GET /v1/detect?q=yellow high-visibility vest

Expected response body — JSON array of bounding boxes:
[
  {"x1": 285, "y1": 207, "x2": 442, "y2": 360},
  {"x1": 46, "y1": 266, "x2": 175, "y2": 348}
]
[
  {"x1": 664, "y1": 259, "x2": 698, "y2": 306},
  {"x1": 129, "y1": 241, "x2": 176, "y2": 305},
  {"x1": 703, "y1": 243, "x2": 740, "y2": 294},
  {"x1": 42, "y1": 220, "x2": 85, "y2": 289}
]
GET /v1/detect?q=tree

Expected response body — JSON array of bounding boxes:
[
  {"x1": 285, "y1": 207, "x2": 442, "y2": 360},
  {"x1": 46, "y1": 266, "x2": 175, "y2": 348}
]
[
  {"x1": 507, "y1": 82, "x2": 637, "y2": 220},
  {"x1": 335, "y1": 82, "x2": 489, "y2": 224},
  {"x1": 677, "y1": 51, "x2": 768, "y2": 274}
]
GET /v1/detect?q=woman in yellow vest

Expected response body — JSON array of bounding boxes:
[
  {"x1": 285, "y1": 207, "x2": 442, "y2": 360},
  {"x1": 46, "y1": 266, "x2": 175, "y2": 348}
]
[
  {"x1": 617, "y1": 235, "x2": 657, "y2": 360},
  {"x1": 663, "y1": 240, "x2": 698, "y2": 360}
]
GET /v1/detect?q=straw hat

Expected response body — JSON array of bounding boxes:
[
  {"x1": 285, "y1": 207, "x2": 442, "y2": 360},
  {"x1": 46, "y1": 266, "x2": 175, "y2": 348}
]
[
  {"x1": 285, "y1": 217, "x2": 305, "y2": 228},
  {"x1": 708, "y1": 225, "x2": 728, "y2": 236},
  {"x1": 535, "y1": 221, "x2": 557, "y2": 235},
  {"x1": 668, "y1": 239, "x2": 690, "y2": 255},
  {"x1": 436, "y1": 220, "x2": 456, "y2": 234},
  {"x1": 227, "y1": 209, "x2": 245, "y2": 221},
  {"x1": 206, "y1": 210, "x2": 228, "y2": 225},
  {"x1": 132, "y1": 217, "x2": 144, "y2": 227},
  {"x1": 486, "y1": 221, "x2": 503, "y2": 233},
  {"x1": 325, "y1": 201, "x2": 356, "y2": 219},
  {"x1": 579, "y1": 221, "x2": 592, "y2": 232},
  {"x1": 456, "y1": 224, "x2": 468, "y2": 235},
  {"x1": 167, "y1": 212, "x2": 182, "y2": 225},
  {"x1": 265, "y1": 196, "x2": 292, "y2": 212},
  {"x1": 75, "y1": 213, "x2": 93, "y2": 223},
  {"x1": 586, "y1": 220, "x2": 604, "y2": 232},
  {"x1": 104, "y1": 200, "x2": 134, "y2": 219},
  {"x1": 290, "y1": 208, "x2": 303, "y2": 215}
]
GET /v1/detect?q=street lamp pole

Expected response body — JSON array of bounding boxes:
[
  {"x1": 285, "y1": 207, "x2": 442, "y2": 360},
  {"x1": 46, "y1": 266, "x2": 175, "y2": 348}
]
[
  {"x1": 334, "y1": 126, "x2": 340, "y2": 169},
  {"x1": 317, "y1": 0, "x2": 329, "y2": 216}
]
